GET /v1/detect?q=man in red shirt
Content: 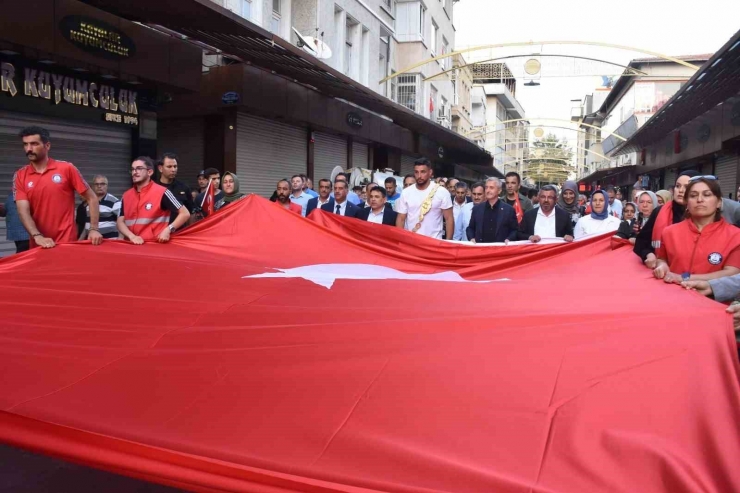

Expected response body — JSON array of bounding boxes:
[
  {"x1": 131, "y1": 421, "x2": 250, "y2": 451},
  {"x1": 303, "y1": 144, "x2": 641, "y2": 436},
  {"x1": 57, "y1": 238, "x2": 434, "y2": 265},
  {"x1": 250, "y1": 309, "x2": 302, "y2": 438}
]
[
  {"x1": 117, "y1": 157, "x2": 191, "y2": 244},
  {"x1": 275, "y1": 179, "x2": 302, "y2": 214},
  {"x1": 13, "y1": 126, "x2": 103, "y2": 248}
]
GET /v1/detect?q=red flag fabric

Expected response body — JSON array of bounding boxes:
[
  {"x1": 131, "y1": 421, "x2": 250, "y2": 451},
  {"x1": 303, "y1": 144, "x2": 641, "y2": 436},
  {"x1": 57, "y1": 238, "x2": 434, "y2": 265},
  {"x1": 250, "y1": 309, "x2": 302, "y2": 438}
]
[
  {"x1": 429, "y1": 96, "x2": 434, "y2": 115},
  {"x1": 513, "y1": 193, "x2": 524, "y2": 223},
  {"x1": 201, "y1": 179, "x2": 215, "y2": 216},
  {"x1": 1, "y1": 195, "x2": 739, "y2": 493}
]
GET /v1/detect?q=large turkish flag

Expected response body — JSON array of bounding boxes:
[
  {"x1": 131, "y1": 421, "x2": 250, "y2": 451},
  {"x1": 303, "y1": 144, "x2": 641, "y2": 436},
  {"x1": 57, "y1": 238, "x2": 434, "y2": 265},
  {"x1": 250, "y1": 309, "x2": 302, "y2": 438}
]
[{"x1": 0, "y1": 195, "x2": 739, "y2": 493}]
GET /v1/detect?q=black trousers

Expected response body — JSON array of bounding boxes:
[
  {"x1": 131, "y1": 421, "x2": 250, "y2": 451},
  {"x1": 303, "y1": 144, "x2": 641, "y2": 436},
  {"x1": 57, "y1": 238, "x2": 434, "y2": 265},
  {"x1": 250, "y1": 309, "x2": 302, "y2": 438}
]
[{"x1": 15, "y1": 240, "x2": 29, "y2": 254}]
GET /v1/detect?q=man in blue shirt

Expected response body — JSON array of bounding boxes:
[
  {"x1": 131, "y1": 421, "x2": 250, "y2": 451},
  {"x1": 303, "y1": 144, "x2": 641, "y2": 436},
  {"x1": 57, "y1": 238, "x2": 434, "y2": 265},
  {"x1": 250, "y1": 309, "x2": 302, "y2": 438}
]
[
  {"x1": 289, "y1": 174, "x2": 313, "y2": 216},
  {"x1": 1, "y1": 195, "x2": 30, "y2": 253},
  {"x1": 453, "y1": 182, "x2": 484, "y2": 241},
  {"x1": 385, "y1": 177, "x2": 401, "y2": 210}
]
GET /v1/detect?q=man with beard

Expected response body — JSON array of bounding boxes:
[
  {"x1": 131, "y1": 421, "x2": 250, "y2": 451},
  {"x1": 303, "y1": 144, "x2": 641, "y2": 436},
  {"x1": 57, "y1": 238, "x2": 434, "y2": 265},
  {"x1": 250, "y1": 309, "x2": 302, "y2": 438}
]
[
  {"x1": 516, "y1": 185, "x2": 574, "y2": 242},
  {"x1": 156, "y1": 153, "x2": 194, "y2": 214},
  {"x1": 118, "y1": 157, "x2": 190, "y2": 245},
  {"x1": 275, "y1": 179, "x2": 302, "y2": 214},
  {"x1": 13, "y1": 126, "x2": 103, "y2": 249},
  {"x1": 395, "y1": 158, "x2": 453, "y2": 239}
]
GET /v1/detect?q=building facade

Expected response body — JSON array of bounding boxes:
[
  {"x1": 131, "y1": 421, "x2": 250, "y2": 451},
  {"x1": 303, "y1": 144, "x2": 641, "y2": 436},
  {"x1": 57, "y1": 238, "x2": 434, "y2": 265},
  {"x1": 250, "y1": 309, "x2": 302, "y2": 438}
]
[
  {"x1": 579, "y1": 35, "x2": 740, "y2": 200},
  {"x1": 471, "y1": 63, "x2": 527, "y2": 175}
]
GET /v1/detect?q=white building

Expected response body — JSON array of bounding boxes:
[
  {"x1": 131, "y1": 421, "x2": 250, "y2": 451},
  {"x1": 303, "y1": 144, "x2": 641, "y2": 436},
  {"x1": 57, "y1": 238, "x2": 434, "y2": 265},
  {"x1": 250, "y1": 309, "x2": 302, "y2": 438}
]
[
  {"x1": 471, "y1": 63, "x2": 527, "y2": 175},
  {"x1": 597, "y1": 55, "x2": 711, "y2": 169},
  {"x1": 213, "y1": 0, "x2": 458, "y2": 126}
]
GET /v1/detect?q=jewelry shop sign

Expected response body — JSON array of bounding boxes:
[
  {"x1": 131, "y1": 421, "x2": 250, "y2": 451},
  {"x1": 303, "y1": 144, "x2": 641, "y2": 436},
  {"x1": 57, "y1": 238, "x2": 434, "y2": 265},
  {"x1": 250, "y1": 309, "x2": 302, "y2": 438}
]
[
  {"x1": 59, "y1": 15, "x2": 136, "y2": 60},
  {"x1": 1, "y1": 61, "x2": 139, "y2": 126}
]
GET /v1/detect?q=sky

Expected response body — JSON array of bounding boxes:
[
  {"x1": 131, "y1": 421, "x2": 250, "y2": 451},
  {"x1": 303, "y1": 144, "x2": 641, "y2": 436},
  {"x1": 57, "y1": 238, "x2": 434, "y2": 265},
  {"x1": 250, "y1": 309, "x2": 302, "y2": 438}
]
[{"x1": 453, "y1": 0, "x2": 740, "y2": 144}]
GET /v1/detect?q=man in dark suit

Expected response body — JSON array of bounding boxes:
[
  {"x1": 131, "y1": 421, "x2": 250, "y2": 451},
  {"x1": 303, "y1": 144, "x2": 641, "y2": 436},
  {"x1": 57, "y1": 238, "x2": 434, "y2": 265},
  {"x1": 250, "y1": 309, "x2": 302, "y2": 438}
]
[
  {"x1": 306, "y1": 178, "x2": 334, "y2": 216},
  {"x1": 466, "y1": 178, "x2": 519, "y2": 243},
  {"x1": 516, "y1": 185, "x2": 574, "y2": 242},
  {"x1": 358, "y1": 186, "x2": 398, "y2": 226},
  {"x1": 321, "y1": 179, "x2": 362, "y2": 218}
]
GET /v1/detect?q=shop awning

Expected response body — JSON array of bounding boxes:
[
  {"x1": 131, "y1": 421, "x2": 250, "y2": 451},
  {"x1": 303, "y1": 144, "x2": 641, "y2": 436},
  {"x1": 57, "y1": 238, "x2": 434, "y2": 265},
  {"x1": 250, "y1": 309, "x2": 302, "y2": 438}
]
[
  {"x1": 79, "y1": 0, "x2": 492, "y2": 165},
  {"x1": 611, "y1": 29, "x2": 740, "y2": 156},
  {"x1": 578, "y1": 165, "x2": 637, "y2": 185}
]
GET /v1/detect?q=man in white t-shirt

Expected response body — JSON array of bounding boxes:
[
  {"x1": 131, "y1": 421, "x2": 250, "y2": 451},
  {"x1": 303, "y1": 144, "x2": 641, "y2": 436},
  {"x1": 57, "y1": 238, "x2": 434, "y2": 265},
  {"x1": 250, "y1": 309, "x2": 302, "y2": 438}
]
[{"x1": 395, "y1": 158, "x2": 454, "y2": 239}]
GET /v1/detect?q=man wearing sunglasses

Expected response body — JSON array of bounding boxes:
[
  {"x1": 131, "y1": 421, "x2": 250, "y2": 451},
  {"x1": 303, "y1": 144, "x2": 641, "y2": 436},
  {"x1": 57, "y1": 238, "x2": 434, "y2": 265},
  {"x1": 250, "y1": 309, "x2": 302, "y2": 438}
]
[{"x1": 117, "y1": 157, "x2": 191, "y2": 245}]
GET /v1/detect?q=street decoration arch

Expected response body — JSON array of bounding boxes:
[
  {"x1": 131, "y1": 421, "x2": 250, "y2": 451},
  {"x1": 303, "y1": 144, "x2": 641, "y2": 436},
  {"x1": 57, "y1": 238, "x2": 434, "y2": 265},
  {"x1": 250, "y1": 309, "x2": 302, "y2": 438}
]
[
  {"x1": 380, "y1": 40, "x2": 700, "y2": 84},
  {"x1": 425, "y1": 53, "x2": 648, "y2": 82},
  {"x1": 464, "y1": 118, "x2": 627, "y2": 142}
]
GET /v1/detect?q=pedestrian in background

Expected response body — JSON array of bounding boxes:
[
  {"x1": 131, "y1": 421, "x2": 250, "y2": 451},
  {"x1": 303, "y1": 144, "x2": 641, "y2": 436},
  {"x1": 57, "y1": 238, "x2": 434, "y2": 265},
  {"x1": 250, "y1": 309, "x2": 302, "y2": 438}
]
[
  {"x1": 0, "y1": 196, "x2": 29, "y2": 253},
  {"x1": 76, "y1": 174, "x2": 121, "y2": 240}
]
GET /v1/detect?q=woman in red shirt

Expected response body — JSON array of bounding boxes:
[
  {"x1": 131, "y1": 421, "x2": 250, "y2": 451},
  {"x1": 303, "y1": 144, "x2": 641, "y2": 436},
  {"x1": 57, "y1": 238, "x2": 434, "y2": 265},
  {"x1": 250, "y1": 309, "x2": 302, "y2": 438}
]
[{"x1": 654, "y1": 176, "x2": 740, "y2": 284}]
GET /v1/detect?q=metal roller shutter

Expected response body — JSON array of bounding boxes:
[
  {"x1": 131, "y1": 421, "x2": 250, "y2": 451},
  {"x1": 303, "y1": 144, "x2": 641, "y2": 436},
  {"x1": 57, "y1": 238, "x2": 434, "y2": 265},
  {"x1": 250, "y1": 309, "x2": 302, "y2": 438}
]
[
  {"x1": 353, "y1": 142, "x2": 369, "y2": 169},
  {"x1": 663, "y1": 168, "x2": 677, "y2": 190},
  {"x1": 236, "y1": 114, "x2": 306, "y2": 198},
  {"x1": 157, "y1": 118, "x2": 205, "y2": 189},
  {"x1": 715, "y1": 154, "x2": 739, "y2": 199},
  {"x1": 314, "y1": 132, "x2": 347, "y2": 183},
  {"x1": 400, "y1": 155, "x2": 417, "y2": 176},
  {"x1": 0, "y1": 111, "x2": 131, "y2": 257}
]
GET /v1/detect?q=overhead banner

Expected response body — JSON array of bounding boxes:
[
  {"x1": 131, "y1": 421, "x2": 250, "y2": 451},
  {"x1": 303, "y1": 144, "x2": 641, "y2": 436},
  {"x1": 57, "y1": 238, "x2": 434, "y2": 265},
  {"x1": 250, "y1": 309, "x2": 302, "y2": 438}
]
[{"x1": 0, "y1": 195, "x2": 739, "y2": 493}]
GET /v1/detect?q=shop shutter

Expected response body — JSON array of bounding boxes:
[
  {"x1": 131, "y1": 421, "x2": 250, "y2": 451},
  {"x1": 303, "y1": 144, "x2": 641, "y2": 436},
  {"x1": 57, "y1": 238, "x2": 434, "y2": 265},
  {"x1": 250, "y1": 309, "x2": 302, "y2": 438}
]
[
  {"x1": 157, "y1": 118, "x2": 205, "y2": 190},
  {"x1": 313, "y1": 132, "x2": 347, "y2": 182},
  {"x1": 236, "y1": 114, "x2": 307, "y2": 198},
  {"x1": 352, "y1": 142, "x2": 369, "y2": 169},
  {"x1": 714, "y1": 153, "x2": 739, "y2": 200},
  {"x1": 663, "y1": 168, "x2": 677, "y2": 191},
  {"x1": 400, "y1": 154, "x2": 418, "y2": 176},
  {"x1": 0, "y1": 111, "x2": 131, "y2": 257}
]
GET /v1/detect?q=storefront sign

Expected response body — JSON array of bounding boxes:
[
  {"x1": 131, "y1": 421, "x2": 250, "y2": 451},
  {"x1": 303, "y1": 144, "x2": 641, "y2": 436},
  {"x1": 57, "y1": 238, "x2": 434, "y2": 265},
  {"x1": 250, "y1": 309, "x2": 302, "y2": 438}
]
[
  {"x1": 0, "y1": 61, "x2": 139, "y2": 126},
  {"x1": 346, "y1": 112, "x2": 363, "y2": 129},
  {"x1": 59, "y1": 15, "x2": 136, "y2": 60},
  {"x1": 222, "y1": 91, "x2": 240, "y2": 105}
]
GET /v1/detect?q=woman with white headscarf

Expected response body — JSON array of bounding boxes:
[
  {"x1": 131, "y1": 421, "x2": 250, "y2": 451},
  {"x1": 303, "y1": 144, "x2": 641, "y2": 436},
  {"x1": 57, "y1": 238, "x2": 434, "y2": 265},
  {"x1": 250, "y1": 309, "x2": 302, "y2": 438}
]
[{"x1": 617, "y1": 191, "x2": 657, "y2": 243}]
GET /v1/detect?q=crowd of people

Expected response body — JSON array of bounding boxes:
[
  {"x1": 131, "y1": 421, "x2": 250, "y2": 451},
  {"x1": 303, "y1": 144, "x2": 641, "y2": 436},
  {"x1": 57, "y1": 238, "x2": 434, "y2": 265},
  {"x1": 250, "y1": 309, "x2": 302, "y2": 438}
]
[{"x1": 4, "y1": 126, "x2": 740, "y2": 331}]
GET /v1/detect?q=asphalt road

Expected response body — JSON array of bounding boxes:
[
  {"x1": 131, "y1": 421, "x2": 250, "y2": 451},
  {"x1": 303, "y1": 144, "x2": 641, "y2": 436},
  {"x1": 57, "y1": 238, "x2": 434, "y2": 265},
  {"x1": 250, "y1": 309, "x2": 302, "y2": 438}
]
[{"x1": 0, "y1": 444, "x2": 183, "y2": 492}]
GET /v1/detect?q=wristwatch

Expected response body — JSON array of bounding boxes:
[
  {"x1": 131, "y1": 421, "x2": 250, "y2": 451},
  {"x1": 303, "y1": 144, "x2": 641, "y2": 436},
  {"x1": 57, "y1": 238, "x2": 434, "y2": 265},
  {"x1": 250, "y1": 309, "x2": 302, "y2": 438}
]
[
  {"x1": 168, "y1": 225, "x2": 176, "y2": 233},
  {"x1": 681, "y1": 272, "x2": 691, "y2": 281}
]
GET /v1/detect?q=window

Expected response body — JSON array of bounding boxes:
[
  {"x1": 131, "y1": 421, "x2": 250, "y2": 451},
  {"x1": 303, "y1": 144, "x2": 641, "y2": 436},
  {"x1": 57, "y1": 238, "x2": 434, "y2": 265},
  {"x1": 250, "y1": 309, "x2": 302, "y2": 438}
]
[
  {"x1": 429, "y1": 84, "x2": 438, "y2": 119},
  {"x1": 441, "y1": 37, "x2": 449, "y2": 68},
  {"x1": 271, "y1": 0, "x2": 281, "y2": 33},
  {"x1": 390, "y1": 69, "x2": 398, "y2": 102},
  {"x1": 398, "y1": 74, "x2": 419, "y2": 112},
  {"x1": 379, "y1": 33, "x2": 390, "y2": 95},
  {"x1": 241, "y1": 0, "x2": 252, "y2": 20},
  {"x1": 419, "y1": 4, "x2": 426, "y2": 39},
  {"x1": 381, "y1": 0, "x2": 394, "y2": 13},
  {"x1": 430, "y1": 20, "x2": 437, "y2": 54},
  {"x1": 344, "y1": 17, "x2": 358, "y2": 77}
]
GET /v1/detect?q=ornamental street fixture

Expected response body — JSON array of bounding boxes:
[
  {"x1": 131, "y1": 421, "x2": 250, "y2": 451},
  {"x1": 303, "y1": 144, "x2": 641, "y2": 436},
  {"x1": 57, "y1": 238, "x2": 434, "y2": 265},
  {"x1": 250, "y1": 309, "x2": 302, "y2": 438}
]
[{"x1": 380, "y1": 40, "x2": 700, "y2": 84}]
